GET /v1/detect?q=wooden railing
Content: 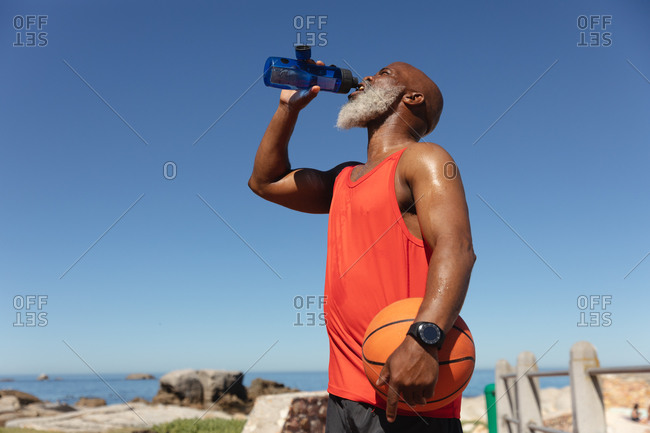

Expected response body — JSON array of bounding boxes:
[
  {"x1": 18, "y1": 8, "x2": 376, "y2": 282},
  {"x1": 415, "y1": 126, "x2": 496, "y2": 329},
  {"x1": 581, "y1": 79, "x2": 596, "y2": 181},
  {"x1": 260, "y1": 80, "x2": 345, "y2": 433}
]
[{"x1": 494, "y1": 340, "x2": 650, "y2": 433}]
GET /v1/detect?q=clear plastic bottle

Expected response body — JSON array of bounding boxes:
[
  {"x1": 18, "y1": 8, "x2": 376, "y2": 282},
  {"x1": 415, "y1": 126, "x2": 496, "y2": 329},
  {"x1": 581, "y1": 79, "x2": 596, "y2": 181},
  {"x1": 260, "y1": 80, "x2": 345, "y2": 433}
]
[{"x1": 263, "y1": 45, "x2": 359, "y2": 94}]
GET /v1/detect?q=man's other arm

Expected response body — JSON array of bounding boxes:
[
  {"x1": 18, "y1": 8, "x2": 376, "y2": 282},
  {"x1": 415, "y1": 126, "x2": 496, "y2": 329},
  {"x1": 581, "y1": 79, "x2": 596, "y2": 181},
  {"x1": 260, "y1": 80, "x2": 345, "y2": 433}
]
[
  {"x1": 249, "y1": 84, "x2": 356, "y2": 214},
  {"x1": 379, "y1": 142, "x2": 476, "y2": 422},
  {"x1": 409, "y1": 142, "x2": 475, "y2": 340}
]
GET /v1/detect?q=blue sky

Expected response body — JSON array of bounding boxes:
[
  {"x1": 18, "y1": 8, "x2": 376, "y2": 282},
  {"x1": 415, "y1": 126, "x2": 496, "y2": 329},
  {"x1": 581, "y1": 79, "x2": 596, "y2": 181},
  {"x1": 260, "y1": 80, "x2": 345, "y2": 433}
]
[{"x1": 1, "y1": 0, "x2": 649, "y2": 376}]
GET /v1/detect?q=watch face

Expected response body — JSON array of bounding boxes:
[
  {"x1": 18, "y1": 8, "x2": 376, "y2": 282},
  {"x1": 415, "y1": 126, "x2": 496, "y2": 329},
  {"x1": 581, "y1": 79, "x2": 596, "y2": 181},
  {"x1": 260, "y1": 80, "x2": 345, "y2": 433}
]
[{"x1": 419, "y1": 323, "x2": 441, "y2": 345}]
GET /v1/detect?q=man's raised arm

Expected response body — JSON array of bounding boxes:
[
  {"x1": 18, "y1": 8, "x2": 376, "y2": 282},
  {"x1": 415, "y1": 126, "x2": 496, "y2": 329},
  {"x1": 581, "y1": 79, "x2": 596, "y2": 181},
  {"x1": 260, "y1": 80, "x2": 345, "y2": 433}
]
[{"x1": 249, "y1": 83, "x2": 355, "y2": 214}]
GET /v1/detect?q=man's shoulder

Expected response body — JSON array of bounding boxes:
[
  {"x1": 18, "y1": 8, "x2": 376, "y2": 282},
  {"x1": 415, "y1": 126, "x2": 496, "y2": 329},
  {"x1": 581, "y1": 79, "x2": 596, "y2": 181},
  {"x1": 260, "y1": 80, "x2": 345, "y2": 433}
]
[
  {"x1": 402, "y1": 141, "x2": 452, "y2": 161},
  {"x1": 399, "y1": 142, "x2": 455, "y2": 177}
]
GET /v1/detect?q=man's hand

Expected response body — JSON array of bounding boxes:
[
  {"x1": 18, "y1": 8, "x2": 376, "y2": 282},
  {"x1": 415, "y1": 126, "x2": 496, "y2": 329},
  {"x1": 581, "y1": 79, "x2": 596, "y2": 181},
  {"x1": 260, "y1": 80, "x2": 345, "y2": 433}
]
[
  {"x1": 377, "y1": 336, "x2": 439, "y2": 423},
  {"x1": 279, "y1": 86, "x2": 320, "y2": 112},
  {"x1": 278, "y1": 60, "x2": 326, "y2": 113}
]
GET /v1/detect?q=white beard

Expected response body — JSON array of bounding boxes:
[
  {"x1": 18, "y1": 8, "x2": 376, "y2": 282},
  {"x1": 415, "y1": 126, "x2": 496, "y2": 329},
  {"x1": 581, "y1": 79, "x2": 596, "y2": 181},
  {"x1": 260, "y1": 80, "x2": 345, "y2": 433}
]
[{"x1": 336, "y1": 84, "x2": 404, "y2": 129}]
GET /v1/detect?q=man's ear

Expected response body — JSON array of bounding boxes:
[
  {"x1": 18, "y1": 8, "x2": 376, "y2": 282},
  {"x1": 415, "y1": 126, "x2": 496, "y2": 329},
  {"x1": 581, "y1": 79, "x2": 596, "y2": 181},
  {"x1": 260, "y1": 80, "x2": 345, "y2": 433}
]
[{"x1": 402, "y1": 91, "x2": 425, "y2": 107}]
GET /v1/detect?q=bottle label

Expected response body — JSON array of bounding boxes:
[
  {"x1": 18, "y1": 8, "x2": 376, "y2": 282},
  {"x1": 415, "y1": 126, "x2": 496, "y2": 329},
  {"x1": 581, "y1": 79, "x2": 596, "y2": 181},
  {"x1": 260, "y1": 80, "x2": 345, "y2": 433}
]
[{"x1": 315, "y1": 76, "x2": 337, "y2": 91}]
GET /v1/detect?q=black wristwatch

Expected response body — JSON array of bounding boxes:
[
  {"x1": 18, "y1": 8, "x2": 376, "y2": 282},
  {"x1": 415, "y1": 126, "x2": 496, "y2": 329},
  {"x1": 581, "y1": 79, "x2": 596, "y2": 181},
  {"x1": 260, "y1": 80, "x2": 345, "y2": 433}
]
[{"x1": 407, "y1": 322, "x2": 445, "y2": 350}]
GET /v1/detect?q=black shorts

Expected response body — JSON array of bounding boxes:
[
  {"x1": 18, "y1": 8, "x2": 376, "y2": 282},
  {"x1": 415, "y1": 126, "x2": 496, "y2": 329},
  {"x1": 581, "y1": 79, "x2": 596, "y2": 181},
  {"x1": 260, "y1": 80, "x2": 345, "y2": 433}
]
[{"x1": 325, "y1": 394, "x2": 463, "y2": 433}]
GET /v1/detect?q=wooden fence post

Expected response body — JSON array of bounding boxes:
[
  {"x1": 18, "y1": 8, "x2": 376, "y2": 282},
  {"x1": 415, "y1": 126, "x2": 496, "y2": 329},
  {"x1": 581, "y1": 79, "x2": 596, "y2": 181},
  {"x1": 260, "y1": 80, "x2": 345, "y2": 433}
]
[
  {"x1": 495, "y1": 359, "x2": 515, "y2": 433},
  {"x1": 570, "y1": 341, "x2": 606, "y2": 433},
  {"x1": 515, "y1": 351, "x2": 542, "y2": 433}
]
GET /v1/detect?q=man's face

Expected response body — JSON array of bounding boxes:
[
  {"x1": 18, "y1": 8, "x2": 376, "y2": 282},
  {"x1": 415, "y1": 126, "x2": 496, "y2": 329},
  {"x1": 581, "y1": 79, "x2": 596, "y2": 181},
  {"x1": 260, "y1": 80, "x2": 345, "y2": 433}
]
[{"x1": 336, "y1": 66, "x2": 405, "y2": 130}]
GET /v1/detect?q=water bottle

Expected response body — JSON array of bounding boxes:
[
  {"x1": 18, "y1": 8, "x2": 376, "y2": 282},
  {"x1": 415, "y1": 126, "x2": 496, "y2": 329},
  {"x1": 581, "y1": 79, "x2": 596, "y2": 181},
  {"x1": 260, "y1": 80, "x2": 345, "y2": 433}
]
[{"x1": 263, "y1": 45, "x2": 359, "y2": 94}]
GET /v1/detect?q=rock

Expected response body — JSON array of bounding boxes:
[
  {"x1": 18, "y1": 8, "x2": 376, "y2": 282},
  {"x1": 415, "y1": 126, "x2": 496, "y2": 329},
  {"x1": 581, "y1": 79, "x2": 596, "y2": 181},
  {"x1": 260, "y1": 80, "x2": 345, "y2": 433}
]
[
  {"x1": 40, "y1": 402, "x2": 76, "y2": 413},
  {"x1": 284, "y1": 396, "x2": 327, "y2": 432},
  {"x1": 0, "y1": 396, "x2": 21, "y2": 413},
  {"x1": 242, "y1": 391, "x2": 328, "y2": 433},
  {"x1": 198, "y1": 369, "x2": 247, "y2": 403},
  {"x1": 0, "y1": 400, "x2": 76, "y2": 427},
  {"x1": 126, "y1": 373, "x2": 155, "y2": 380},
  {"x1": 151, "y1": 390, "x2": 181, "y2": 406},
  {"x1": 539, "y1": 386, "x2": 572, "y2": 417},
  {"x1": 153, "y1": 369, "x2": 247, "y2": 409},
  {"x1": 23, "y1": 401, "x2": 76, "y2": 415},
  {"x1": 75, "y1": 397, "x2": 106, "y2": 407},
  {"x1": 544, "y1": 413, "x2": 572, "y2": 432},
  {"x1": 0, "y1": 412, "x2": 21, "y2": 427},
  {"x1": 0, "y1": 390, "x2": 40, "y2": 405},
  {"x1": 153, "y1": 369, "x2": 203, "y2": 406},
  {"x1": 5, "y1": 402, "x2": 233, "y2": 431},
  {"x1": 151, "y1": 369, "x2": 303, "y2": 415},
  {"x1": 0, "y1": 378, "x2": 13, "y2": 383},
  {"x1": 248, "y1": 378, "x2": 298, "y2": 400},
  {"x1": 129, "y1": 397, "x2": 150, "y2": 404},
  {"x1": 214, "y1": 393, "x2": 252, "y2": 414},
  {"x1": 36, "y1": 373, "x2": 48, "y2": 381},
  {"x1": 601, "y1": 373, "x2": 650, "y2": 409}
]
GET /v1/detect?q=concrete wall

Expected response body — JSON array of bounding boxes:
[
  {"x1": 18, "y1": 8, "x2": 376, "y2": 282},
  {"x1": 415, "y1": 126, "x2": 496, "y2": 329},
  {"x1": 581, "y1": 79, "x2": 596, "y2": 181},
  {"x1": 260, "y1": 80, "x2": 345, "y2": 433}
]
[{"x1": 242, "y1": 391, "x2": 328, "y2": 433}]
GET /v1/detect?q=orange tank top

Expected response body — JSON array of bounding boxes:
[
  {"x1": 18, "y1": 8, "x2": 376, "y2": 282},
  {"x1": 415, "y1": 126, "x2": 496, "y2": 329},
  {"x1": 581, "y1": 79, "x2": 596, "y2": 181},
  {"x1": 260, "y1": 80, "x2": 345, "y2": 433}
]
[{"x1": 324, "y1": 148, "x2": 461, "y2": 418}]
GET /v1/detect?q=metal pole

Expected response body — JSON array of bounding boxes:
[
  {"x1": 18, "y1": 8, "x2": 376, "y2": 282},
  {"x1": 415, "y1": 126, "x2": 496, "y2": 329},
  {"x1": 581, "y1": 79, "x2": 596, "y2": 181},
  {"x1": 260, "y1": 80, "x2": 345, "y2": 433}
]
[{"x1": 485, "y1": 383, "x2": 498, "y2": 433}]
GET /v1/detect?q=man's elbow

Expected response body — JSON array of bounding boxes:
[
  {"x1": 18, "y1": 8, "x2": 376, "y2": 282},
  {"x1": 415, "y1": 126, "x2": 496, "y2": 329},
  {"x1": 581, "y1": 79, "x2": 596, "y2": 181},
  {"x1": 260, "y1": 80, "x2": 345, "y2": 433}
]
[
  {"x1": 453, "y1": 240, "x2": 476, "y2": 272},
  {"x1": 434, "y1": 238, "x2": 476, "y2": 271},
  {"x1": 469, "y1": 246, "x2": 477, "y2": 266},
  {"x1": 248, "y1": 176, "x2": 266, "y2": 198}
]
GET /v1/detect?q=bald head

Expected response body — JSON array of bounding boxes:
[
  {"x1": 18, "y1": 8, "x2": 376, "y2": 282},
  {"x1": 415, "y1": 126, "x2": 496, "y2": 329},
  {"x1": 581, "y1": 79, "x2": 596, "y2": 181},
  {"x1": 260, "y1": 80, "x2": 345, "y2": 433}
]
[{"x1": 386, "y1": 62, "x2": 443, "y2": 137}]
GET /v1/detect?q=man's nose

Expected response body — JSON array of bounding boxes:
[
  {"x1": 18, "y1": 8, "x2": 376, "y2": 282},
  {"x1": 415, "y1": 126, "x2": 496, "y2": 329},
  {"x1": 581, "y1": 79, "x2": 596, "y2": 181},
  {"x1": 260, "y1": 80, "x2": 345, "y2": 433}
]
[{"x1": 363, "y1": 76, "x2": 374, "y2": 84}]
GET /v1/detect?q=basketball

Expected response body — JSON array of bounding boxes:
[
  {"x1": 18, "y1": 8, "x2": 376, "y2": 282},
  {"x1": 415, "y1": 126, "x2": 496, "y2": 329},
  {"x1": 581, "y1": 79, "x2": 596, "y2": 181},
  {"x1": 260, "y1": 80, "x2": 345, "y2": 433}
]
[{"x1": 362, "y1": 297, "x2": 475, "y2": 412}]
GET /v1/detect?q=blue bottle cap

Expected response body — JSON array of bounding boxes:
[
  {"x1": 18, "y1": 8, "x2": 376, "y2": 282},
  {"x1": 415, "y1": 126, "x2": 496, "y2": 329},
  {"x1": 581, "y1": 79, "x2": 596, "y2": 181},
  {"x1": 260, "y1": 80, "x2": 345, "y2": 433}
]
[{"x1": 295, "y1": 45, "x2": 311, "y2": 61}]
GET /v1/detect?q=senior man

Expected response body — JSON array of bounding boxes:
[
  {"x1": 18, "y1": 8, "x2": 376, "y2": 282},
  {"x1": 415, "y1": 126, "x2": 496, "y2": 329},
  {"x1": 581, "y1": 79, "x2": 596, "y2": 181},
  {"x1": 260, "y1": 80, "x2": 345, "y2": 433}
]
[{"x1": 249, "y1": 60, "x2": 475, "y2": 432}]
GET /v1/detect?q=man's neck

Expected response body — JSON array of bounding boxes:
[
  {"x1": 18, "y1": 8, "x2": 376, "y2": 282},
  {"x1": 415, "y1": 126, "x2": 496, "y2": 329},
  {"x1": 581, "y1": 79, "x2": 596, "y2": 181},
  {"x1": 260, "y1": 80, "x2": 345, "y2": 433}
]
[{"x1": 365, "y1": 122, "x2": 419, "y2": 165}]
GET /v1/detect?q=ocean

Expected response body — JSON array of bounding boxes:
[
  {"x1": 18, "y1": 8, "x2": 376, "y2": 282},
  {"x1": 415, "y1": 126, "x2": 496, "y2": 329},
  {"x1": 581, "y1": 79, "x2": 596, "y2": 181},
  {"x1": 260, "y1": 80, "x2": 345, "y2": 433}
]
[{"x1": 0, "y1": 369, "x2": 570, "y2": 406}]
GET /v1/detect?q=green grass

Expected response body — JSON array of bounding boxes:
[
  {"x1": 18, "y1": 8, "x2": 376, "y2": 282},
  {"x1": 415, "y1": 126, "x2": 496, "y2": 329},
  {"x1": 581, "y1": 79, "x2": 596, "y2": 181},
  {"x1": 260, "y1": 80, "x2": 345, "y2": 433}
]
[
  {"x1": 149, "y1": 418, "x2": 246, "y2": 433},
  {"x1": 0, "y1": 418, "x2": 246, "y2": 433}
]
